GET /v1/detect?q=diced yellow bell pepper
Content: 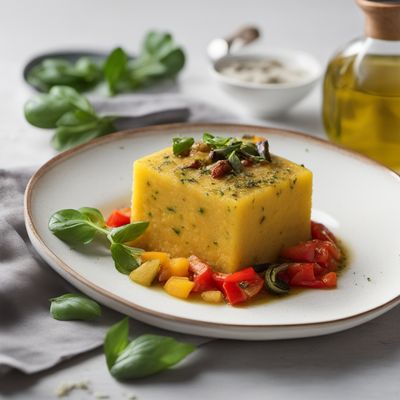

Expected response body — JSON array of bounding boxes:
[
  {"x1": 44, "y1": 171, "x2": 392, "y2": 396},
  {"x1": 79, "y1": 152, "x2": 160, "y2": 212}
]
[
  {"x1": 201, "y1": 290, "x2": 224, "y2": 303},
  {"x1": 129, "y1": 259, "x2": 160, "y2": 287},
  {"x1": 164, "y1": 277, "x2": 194, "y2": 299},
  {"x1": 140, "y1": 251, "x2": 170, "y2": 267},
  {"x1": 159, "y1": 257, "x2": 190, "y2": 282}
]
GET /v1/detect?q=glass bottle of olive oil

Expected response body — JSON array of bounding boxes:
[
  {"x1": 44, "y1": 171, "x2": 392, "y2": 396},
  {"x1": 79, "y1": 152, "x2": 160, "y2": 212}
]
[{"x1": 323, "y1": 0, "x2": 400, "y2": 172}]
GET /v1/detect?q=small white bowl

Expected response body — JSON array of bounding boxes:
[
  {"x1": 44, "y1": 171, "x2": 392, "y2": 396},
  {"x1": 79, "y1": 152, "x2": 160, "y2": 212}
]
[{"x1": 211, "y1": 49, "x2": 322, "y2": 117}]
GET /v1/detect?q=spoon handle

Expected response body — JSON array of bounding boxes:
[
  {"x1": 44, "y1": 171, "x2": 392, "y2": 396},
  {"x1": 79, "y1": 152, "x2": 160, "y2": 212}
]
[{"x1": 225, "y1": 26, "x2": 260, "y2": 48}]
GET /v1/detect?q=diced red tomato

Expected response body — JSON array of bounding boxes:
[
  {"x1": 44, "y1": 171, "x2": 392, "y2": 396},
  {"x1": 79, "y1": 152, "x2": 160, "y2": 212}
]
[
  {"x1": 106, "y1": 208, "x2": 131, "y2": 227},
  {"x1": 280, "y1": 262, "x2": 337, "y2": 289},
  {"x1": 281, "y1": 239, "x2": 341, "y2": 271},
  {"x1": 321, "y1": 272, "x2": 337, "y2": 288},
  {"x1": 188, "y1": 256, "x2": 216, "y2": 292},
  {"x1": 311, "y1": 221, "x2": 337, "y2": 243}
]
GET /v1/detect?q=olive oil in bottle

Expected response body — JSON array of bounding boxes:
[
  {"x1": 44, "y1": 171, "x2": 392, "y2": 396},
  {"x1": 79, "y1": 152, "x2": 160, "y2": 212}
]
[{"x1": 323, "y1": 0, "x2": 400, "y2": 172}]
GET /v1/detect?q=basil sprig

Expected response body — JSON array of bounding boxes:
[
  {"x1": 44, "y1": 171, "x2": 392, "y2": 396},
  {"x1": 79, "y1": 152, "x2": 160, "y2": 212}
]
[
  {"x1": 26, "y1": 31, "x2": 185, "y2": 95},
  {"x1": 50, "y1": 293, "x2": 102, "y2": 321},
  {"x1": 27, "y1": 57, "x2": 102, "y2": 93},
  {"x1": 24, "y1": 86, "x2": 116, "y2": 151},
  {"x1": 104, "y1": 318, "x2": 195, "y2": 380},
  {"x1": 48, "y1": 207, "x2": 148, "y2": 275},
  {"x1": 104, "y1": 32, "x2": 186, "y2": 96}
]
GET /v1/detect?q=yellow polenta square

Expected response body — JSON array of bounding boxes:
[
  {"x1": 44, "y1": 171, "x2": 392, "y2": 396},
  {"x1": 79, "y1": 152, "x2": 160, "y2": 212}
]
[{"x1": 132, "y1": 147, "x2": 312, "y2": 273}]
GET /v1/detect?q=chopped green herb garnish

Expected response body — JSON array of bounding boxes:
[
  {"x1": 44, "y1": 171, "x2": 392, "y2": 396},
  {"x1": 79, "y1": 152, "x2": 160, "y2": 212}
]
[
  {"x1": 198, "y1": 207, "x2": 205, "y2": 214},
  {"x1": 172, "y1": 137, "x2": 194, "y2": 156}
]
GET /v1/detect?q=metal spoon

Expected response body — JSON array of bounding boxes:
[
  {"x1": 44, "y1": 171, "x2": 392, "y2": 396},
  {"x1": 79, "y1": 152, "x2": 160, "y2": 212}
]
[{"x1": 207, "y1": 25, "x2": 261, "y2": 62}]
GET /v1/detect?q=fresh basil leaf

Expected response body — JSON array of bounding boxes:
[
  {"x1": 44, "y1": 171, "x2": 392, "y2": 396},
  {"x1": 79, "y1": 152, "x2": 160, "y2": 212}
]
[
  {"x1": 104, "y1": 317, "x2": 129, "y2": 369},
  {"x1": 51, "y1": 117, "x2": 115, "y2": 151},
  {"x1": 159, "y1": 47, "x2": 185, "y2": 77},
  {"x1": 56, "y1": 109, "x2": 98, "y2": 127},
  {"x1": 211, "y1": 142, "x2": 242, "y2": 158},
  {"x1": 240, "y1": 142, "x2": 259, "y2": 157},
  {"x1": 143, "y1": 31, "x2": 173, "y2": 55},
  {"x1": 50, "y1": 293, "x2": 101, "y2": 321},
  {"x1": 49, "y1": 86, "x2": 94, "y2": 114},
  {"x1": 24, "y1": 93, "x2": 75, "y2": 129},
  {"x1": 172, "y1": 137, "x2": 194, "y2": 156},
  {"x1": 48, "y1": 209, "x2": 98, "y2": 245},
  {"x1": 110, "y1": 221, "x2": 149, "y2": 244},
  {"x1": 26, "y1": 57, "x2": 101, "y2": 92},
  {"x1": 104, "y1": 47, "x2": 129, "y2": 95},
  {"x1": 256, "y1": 139, "x2": 272, "y2": 162},
  {"x1": 78, "y1": 207, "x2": 106, "y2": 227},
  {"x1": 110, "y1": 243, "x2": 140, "y2": 275},
  {"x1": 228, "y1": 151, "x2": 243, "y2": 174},
  {"x1": 202, "y1": 133, "x2": 232, "y2": 148},
  {"x1": 110, "y1": 334, "x2": 195, "y2": 380}
]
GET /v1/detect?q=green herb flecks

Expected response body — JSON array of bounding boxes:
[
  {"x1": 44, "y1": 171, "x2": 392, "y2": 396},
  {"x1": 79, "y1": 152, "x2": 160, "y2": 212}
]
[
  {"x1": 50, "y1": 293, "x2": 102, "y2": 321},
  {"x1": 172, "y1": 227, "x2": 181, "y2": 235},
  {"x1": 48, "y1": 207, "x2": 148, "y2": 275},
  {"x1": 104, "y1": 318, "x2": 195, "y2": 380}
]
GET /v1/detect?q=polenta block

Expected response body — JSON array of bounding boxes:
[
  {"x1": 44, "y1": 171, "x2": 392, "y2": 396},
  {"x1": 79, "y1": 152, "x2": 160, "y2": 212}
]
[{"x1": 131, "y1": 143, "x2": 312, "y2": 273}]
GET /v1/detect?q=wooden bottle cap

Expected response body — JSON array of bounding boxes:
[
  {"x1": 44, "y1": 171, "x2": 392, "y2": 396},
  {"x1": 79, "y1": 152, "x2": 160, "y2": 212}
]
[{"x1": 357, "y1": 0, "x2": 400, "y2": 40}]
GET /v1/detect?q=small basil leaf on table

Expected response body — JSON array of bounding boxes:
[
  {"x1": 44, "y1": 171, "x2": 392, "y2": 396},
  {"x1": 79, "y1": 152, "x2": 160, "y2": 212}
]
[
  {"x1": 172, "y1": 137, "x2": 194, "y2": 156},
  {"x1": 110, "y1": 243, "x2": 140, "y2": 275},
  {"x1": 48, "y1": 209, "x2": 98, "y2": 245},
  {"x1": 110, "y1": 221, "x2": 149, "y2": 244},
  {"x1": 50, "y1": 293, "x2": 101, "y2": 321},
  {"x1": 104, "y1": 317, "x2": 129, "y2": 369},
  {"x1": 105, "y1": 318, "x2": 196, "y2": 380},
  {"x1": 110, "y1": 334, "x2": 195, "y2": 380}
]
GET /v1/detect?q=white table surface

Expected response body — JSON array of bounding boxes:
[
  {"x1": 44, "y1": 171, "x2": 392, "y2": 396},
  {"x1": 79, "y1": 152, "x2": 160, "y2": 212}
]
[{"x1": 2, "y1": 1, "x2": 400, "y2": 399}]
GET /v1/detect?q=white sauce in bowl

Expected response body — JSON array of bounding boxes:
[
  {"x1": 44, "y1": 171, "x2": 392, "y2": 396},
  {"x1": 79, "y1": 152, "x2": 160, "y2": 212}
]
[{"x1": 217, "y1": 58, "x2": 308, "y2": 85}]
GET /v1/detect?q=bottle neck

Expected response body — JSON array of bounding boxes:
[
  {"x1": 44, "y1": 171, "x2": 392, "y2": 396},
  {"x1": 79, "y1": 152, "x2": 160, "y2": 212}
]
[
  {"x1": 358, "y1": 0, "x2": 400, "y2": 41},
  {"x1": 363, "y1": 37, "x2": 400, "y2": 55}
]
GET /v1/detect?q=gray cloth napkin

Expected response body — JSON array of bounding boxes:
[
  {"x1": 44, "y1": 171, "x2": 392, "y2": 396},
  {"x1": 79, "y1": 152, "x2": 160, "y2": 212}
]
[{"x1": 0, "y1": 96, "x2": 234, "y2": 376}]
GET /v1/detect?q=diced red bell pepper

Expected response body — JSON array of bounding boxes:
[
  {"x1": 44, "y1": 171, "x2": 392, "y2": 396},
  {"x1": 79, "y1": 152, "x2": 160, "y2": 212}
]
[
  {"x1": 281, "y1": 239, "x2": 341, "y2": 271},
  {"x1": 106, "y1": 208, "x2": 131, "y2": 227},
  {"x1": 224, "y1": 267, "x2": 259, "y2": 283},
  {"x1": 222, "y1": 281, "x2": 248, "y2": 305},
  {"x1": 188, "y1": 256, "x2": 216, "y2": 293},
  {"x1": 311, "y1": 221, "x2": 337, "y2": 243},
  {"x1": 216, "y1": 267, "x2": 263, "y2": 305},
  {"x1": 212, "y1": 272, "x2": 228, "y2": 291}
]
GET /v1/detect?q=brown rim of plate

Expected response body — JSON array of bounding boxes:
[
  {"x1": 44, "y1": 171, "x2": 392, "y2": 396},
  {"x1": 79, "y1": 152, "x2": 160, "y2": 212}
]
[{"x1": 24, "y1": 122, "x2": 400, "y2": 330}]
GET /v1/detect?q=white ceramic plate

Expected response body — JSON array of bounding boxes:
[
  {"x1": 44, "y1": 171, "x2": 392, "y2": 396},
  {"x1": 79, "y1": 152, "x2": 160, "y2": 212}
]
[{"x1": 25, "y1": 123, "x2": 400, "y2": 340}]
